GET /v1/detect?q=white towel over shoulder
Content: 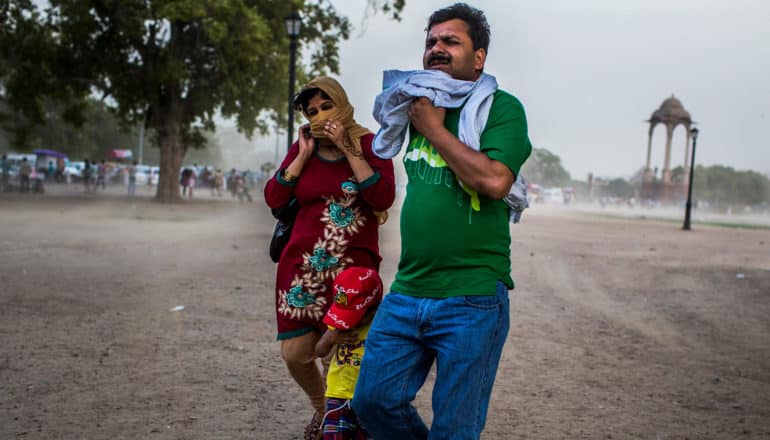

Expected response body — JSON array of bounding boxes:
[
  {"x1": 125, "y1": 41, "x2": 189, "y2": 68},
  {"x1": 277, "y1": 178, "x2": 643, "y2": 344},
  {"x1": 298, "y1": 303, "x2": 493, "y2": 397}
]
[
  {"x1": 372, "y1": 69, "x2": 497, "y2": 158},
  {"x1": 371, "y1": 69, "x2": 528, "y2": 223}
]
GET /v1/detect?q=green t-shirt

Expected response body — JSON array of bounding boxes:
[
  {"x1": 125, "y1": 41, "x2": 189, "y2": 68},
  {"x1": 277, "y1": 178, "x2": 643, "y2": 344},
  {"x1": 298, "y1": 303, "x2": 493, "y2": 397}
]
[{"x1": 392, "y1": 90, "x2": 532, "y2": 298}]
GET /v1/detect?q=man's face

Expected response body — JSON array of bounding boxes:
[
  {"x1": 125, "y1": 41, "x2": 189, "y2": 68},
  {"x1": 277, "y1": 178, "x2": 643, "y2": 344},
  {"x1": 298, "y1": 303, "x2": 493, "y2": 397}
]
[{"x1": 423, "y1": 19, "x2": 486, "y2": 81}]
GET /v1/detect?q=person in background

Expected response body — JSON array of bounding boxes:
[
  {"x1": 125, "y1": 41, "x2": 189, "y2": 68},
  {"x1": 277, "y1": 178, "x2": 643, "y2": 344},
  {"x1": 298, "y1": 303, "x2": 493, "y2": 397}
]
[
  {"x1": 96, "y1": 160, "x2": 107, "y2": 190},
  {"x1": 188, "y1": 164, "x2": 197, "y2": 199},
  {"x1": 180, "y1": 166, "x2": 192, "y2": 197},
  {"x1": 47, "y1": 160, "x2": 55, "y2": 182},
  {"x1": 127, "y1": 160, "x2": 137, "y2": 196},
  {"x1": 19, "y1": 157, "x2": 32, "y2": 193},
  {"x1": 200, "y1": 166, "x2": 211, "y2": 191},
  {"x1": 56, "y1": 157, "x2": 66, "y2": 183},
  {"x1": 213, "y1": 169, "x2": 224, "y2": 197},
  {"x1": 228, "y1": 168, "x2": 238, "y2": 198},
  {"x1": 234, "y1": 174, "x2": 252, "y2": 203},
  {"x1": 1, "y1": 154, "x2": 10, "y2": 192},
  {"x1": 83, "y1": 158, "x2": 92, "y2": 192},
  {"x1": 90, "y1": 160, "x2": 98, "y2": 190}
]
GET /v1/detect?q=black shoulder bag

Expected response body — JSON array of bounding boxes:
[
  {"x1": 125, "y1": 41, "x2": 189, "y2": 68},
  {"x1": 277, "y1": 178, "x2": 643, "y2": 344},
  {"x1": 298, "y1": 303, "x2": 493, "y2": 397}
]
[{"x1": 269, "y1": 198, "x2": 299, "y2": 263}]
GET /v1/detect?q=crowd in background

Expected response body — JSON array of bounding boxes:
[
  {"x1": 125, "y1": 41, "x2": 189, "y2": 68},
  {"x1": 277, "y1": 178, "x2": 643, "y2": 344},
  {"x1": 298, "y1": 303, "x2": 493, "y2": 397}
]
[{"x1": 1, "y1": 152, "x2": 267, "y2": 201}]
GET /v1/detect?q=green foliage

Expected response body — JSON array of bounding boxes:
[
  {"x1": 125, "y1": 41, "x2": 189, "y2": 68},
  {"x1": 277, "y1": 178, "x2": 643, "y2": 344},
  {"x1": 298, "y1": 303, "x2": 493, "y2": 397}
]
[
  {"x1": 693, "y1": 165, "x2": 770, "y2": 208},
  {"x1": 0, "y1": 0, "x2": 404, "y2": 200},
  {"x1": 0, "y1": 97, "x2": 139, "y2": 158},
  {"x1": 1, "y1": 0, "x2": 404, "y2": 140},
  {"x1": 602, "y1": 178, "x2": 635, "y2": 199},
  {"x1": 520, "y1": 148, "x2": 571, "y2": 187}
]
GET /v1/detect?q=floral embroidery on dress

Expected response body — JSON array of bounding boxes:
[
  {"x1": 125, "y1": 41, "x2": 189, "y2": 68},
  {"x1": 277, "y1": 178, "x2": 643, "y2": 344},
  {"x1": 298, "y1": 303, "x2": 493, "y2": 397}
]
[
  {"x1": 320, "y1": 193, "x2": 364, "y2": 236},
  {"x1": 309, "y1": 247, "x2": 340, "y2": 272},
  {"x1": 329, "y1": 203, "x2": 355, "y2": 228},
  {"x1": 279, "y1": 176, "x2": 366, "y2": 323},
  {"x1": 286, "y1": 285, "x2": 316, "y2": 308},
  {"x1": 341, "y1": 180, "x2": 358, "y2": 194},
  {"x1": 278, "y1": 276, "x2": 328, "y2": 321},
  {"x1": 301, "y1": 237, "x2": 351, "y2": 283}
]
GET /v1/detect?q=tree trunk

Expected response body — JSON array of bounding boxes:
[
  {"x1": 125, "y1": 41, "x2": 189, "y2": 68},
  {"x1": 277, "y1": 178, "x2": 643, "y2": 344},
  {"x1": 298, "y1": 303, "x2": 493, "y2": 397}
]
[{"x1": 154, "y1": 113, "x2": 185, "y2": 203}]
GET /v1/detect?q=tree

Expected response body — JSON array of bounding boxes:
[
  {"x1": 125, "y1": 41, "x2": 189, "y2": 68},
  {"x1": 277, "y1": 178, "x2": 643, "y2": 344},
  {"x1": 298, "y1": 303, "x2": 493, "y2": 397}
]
[
  {"x1": 1, "y1": 98, "x2": 141, "y2": 159},
  {"x1": 693, "y1": 165, "x2": 770, "y2": 210},
  {"x1": 520, "y1": 148, "x2": 571, "y2": 187},
  {"x1": 0, "y1": 1, "x2": 404, "y2": 201},
  {"x1": 603, "y1": 178, "x2": 635, "y2": 199}
]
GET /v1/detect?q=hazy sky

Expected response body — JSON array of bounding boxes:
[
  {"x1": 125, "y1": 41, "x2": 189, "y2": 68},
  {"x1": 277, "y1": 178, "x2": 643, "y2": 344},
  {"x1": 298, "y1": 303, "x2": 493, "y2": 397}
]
[{"x1": 319, "y1": 0, "x2": 770, "y2": 179}]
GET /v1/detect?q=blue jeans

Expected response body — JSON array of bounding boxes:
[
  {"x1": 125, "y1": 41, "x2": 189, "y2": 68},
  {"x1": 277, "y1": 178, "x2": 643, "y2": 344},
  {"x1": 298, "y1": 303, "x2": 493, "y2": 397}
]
[{"x1": 352, "y1": 282, "x2": 510, "y2": 440}]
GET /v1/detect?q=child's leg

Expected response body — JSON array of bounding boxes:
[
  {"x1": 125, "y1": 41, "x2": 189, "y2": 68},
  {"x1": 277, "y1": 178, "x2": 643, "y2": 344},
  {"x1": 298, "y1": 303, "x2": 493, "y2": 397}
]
[{"x1": 323, "y1": 398, "x2": 368, "y2": 440}]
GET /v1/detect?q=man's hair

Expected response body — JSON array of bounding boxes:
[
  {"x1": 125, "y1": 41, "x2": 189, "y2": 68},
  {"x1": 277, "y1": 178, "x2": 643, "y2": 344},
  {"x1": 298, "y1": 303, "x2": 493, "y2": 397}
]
[{"x1": 427, "y1": 3, "x2": 490, "y2": 53}]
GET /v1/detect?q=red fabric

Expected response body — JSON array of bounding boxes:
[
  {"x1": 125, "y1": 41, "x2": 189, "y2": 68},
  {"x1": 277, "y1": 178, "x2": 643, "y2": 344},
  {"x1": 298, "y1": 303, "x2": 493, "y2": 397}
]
[
  {"x1": 264, "y1": 134, "x2": 394, "y2": 337},
  {"x1": 323, "y1": 267, "x2": 383, "y2": 330}
]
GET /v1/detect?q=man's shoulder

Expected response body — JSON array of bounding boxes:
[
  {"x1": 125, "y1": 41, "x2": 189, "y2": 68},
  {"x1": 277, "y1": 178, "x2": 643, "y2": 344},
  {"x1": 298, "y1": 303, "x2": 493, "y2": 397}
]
[{"x1": 491, "y1": 89, "x2": 525, "y2": 115}]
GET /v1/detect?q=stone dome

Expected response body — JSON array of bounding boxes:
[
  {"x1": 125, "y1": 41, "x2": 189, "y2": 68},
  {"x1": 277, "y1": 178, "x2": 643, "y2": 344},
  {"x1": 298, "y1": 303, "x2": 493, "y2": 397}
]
[{"x1": 649, "y1": 94, "x2": 692, "y2": 124}]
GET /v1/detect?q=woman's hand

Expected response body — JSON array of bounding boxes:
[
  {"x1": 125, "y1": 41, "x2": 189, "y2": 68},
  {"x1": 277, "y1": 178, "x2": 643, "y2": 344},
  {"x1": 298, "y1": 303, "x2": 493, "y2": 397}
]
[
  {"x1": 325, "y1": 119, "x2": 362, "y2": 158},
  {"x1": 282, "y1": 124, "x2": 314, "y2": 181},
  {"x1": 298, "y1": 124, "x2": 315, "y2": 158}
]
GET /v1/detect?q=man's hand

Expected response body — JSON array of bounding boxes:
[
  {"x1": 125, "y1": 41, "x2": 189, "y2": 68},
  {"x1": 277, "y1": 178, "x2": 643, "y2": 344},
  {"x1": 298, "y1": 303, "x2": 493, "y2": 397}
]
[
  {"x1": 406, "y1": 97, "x2": 515, "y2": 200},
  {"x1": 408, "y1": 97, "x2": 446, "y2": 140}
]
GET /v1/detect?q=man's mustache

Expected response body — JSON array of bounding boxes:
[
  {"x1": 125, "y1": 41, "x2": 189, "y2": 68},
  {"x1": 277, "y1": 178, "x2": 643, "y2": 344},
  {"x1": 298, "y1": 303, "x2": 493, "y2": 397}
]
[{"x1": 428, "y1": 54, "x2": 451, "y2": 65}]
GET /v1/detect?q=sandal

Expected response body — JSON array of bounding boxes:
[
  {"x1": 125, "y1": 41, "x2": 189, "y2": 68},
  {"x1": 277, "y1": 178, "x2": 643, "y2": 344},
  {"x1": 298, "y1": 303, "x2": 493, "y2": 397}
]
[{"x1": 304, "y1": 411, "x2": 323, "y2": 440}]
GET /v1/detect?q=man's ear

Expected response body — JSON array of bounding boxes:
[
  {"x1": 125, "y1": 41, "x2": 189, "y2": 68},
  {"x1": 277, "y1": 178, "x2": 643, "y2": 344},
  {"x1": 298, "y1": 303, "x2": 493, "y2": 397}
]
[{"x1": 474, "y1": 48, "x2": 487, "y2": 72}]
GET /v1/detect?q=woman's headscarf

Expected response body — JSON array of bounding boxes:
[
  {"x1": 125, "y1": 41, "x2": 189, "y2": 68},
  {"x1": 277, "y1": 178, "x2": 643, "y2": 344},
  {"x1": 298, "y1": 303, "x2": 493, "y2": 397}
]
[{"x1": 300, "y1": 76, "x2": 371, "y2": 154}]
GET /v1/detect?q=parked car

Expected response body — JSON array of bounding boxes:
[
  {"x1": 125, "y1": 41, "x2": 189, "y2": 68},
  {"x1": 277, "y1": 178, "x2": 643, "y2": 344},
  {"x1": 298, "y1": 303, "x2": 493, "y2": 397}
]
[
  {"x1": 541, "y1": 187, "x2": 564, "y2": 203},
  {"x1": 134, "y1": 165, "x2": 159, "y2": 185},
  {"x1": 134, "y1": 165, "x2": 151, "y2": 185},
  {"x1": 150, "y1": 166, "x2": 159, "y2": 185},
  {"x1": 107, "y1": 163, "x2": 126, "y2": 184},
  {"x1": 64, "y1": 161, "x2": 85, "y2": 182}
]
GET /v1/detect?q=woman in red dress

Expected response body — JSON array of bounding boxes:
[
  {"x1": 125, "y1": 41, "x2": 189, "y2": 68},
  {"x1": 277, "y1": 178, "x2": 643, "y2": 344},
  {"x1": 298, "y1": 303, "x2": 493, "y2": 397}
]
[{"x1": 264, "y1": 76, "x2": 395, "y2": 439}]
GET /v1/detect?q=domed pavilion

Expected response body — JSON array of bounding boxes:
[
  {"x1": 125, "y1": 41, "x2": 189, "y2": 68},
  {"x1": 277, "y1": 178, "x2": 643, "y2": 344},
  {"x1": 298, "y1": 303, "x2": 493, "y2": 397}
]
[{"x1": 644, "y1": 95, "x2": 694, "y2": 184}]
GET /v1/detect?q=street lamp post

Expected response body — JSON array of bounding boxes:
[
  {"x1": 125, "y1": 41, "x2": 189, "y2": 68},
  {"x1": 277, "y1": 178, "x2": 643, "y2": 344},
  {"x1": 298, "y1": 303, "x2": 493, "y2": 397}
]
[
  {"x1": 682, "y1": 126, "x2": 699, "y2": 230},
  {"x1": 137, "y1": 111, "x2": 146, "y2": 165},
  {"x1": 284, "y1": 11, "x2": 302, "y2": 152}
]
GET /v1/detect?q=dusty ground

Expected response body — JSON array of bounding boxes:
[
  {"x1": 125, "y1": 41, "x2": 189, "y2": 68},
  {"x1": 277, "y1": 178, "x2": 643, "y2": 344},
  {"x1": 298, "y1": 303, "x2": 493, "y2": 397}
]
[{"x1": 1, "y1": 185, "x2": 769, "y2": 440}]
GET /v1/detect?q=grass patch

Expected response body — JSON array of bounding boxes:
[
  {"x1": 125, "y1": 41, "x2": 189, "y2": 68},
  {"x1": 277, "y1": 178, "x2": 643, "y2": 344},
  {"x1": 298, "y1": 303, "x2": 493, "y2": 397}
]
[
  {"x1": 576, "y1": 211, "x2": 770, "y2": 230},
  {"x1": 132, "y1": 215, "x2": 197, "y2": 222}
]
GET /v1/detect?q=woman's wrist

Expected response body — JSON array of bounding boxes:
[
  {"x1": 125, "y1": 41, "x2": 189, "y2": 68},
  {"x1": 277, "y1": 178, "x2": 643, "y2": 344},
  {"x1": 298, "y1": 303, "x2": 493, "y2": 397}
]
[
  {"x1": 282, "y1": 168, "x2": 297, "y2": 181},
  {"x1": 284, "y1": 153, "x2": 311, "y2": 181},
  {"x1": 340, "y1": 138, "x2": 363, "y2": 159}
]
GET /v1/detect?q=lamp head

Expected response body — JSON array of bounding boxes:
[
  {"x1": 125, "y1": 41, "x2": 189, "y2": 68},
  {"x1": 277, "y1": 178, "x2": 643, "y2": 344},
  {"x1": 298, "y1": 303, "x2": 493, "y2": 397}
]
[{"x1": 284, "y1": 10, "x2": 302, "y2": 37}]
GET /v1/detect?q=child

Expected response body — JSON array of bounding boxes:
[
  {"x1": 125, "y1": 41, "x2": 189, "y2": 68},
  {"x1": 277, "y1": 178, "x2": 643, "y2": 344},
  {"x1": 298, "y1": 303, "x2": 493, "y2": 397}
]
[{"x1": 315, "y1": 267, "x2": 382, "y2": 440}]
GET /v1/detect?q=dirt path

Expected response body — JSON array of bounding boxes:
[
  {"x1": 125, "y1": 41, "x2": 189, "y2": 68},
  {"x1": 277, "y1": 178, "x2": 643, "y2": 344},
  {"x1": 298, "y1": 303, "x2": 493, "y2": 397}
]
[{"x1": 1, "y1": 191, "x2": 769, "y2": 439}]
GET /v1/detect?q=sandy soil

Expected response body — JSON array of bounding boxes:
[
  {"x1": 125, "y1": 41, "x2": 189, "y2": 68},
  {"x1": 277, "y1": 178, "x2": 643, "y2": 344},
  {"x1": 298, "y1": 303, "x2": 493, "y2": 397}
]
[{"x1": 1, "y1": 185, "x2": 769, "y2": 440}]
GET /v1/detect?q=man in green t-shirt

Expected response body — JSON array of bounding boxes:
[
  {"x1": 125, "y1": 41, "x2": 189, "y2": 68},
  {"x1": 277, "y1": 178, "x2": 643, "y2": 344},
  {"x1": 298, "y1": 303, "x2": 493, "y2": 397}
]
[{"x1": 353, "y1": 4, "x2": 532, "y2": 439}]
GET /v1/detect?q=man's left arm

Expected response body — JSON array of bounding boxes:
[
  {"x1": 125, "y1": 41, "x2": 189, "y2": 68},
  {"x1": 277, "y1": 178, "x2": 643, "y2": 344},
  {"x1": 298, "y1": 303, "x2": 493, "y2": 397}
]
[{"x1": 408, "y1": 96, "x2": 529, "y2": 200}]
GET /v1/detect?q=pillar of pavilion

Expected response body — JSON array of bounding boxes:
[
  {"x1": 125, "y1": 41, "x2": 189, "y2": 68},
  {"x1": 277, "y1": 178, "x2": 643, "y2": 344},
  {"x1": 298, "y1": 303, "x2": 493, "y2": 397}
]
[{"x1": 642, "y1": 95, "x2": 694, "y2": 200}]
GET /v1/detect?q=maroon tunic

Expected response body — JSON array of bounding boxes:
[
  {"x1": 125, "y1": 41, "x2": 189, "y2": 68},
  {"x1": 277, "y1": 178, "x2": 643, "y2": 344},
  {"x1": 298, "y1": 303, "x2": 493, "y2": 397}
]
[{"x1": 264, "y1": 133, "x2": 395, "y2": 339}]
